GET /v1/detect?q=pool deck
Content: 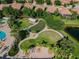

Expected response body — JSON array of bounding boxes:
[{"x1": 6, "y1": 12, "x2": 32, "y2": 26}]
[
  {"x1": 0, "y1": 20, "x2": 64, "y2": 58},
  {"x1": 0, "y1": 23, "x2": 15, "y2": 56},
  {"x1": 0, "y1": 31, "x2": 6, "y2": 41},
  {"x1": 28, "y1": 46, "x2": 54, "y2": 58}
]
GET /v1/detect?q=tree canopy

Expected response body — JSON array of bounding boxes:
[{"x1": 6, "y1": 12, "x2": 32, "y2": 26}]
[
  {"x1": 55, "y1": 0, "x2": 61, "y2": 6},
  {"x1": 22, "y1": 7, "x2": 32, "y2": 17},
  {"x1": 43, "y1": 12, "x2": 64, "y2": 30},
  {"x1": 2, "y1": 6, "x2": 13, "y2": 16}
]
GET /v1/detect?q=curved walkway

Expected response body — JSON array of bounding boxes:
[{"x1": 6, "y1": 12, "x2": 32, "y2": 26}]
[
  {"x1": 17, "y1": 25, "x2": 64, "y2": 58},
  {"x1": 3, "y1": 18, "x2": 64, "y2": 58}
]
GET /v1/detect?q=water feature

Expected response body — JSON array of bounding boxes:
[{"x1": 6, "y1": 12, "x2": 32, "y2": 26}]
[
  {"x1": 65, "y1": 27, "x2": 79, "y2": 41},
  {"x1": 0, "y1": 31, "x2": 6, "y2": 41}
]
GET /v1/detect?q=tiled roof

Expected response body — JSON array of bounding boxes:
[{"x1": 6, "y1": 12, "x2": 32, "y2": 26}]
[
  {"x1": 72, "y1": 7, "x2": 79, "y2": 14},
  {"x1": 61, "y1": 0, "x2": 71, "y2": 5},
  {"x1": 73, "y1": 0, "x2": 79, "y2": 2},
  {"x1": 0, "y1": 4, "x2": 4, "y2": 10},
  {"x1": 11, "y1": 2, "x2": 22, "y2": 10},
  {"x1": 26, "y1": 0, "x2": 34, "y2": 3},
  {"x1": 46, "y1": 5, "x2": 57, "y2": 13},
  {"x1": 24, "y1": 3, "x2": 33, "y2": 9},
  {"x1": 35, "y1": 5, "x2": 45, "y2": 11},
  {"x1": 0, "y1": 4, "x2": 10, "y2": 10},
  {"x1": 51, "y1": 0, "x2": 55, "y2": 5},
  {"x1": 58, "y1": 6, "x2": 72, "y2": 15}
]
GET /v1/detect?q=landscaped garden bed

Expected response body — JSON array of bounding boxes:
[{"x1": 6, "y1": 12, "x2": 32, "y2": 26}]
[
  {"x1": 0, "y1": 0, "x2": 79, "y2": 58},
  {"x1": 19, "y1": 18, "x2": 32, "y2": 30},
  {"x1": 30, "y1": 20, "x2": 46, "y2": 33},
  {"x1": 8, "y1": 18, "x2": 31, "y2": 56},
  {"x1": 8, "y1": 30, "x2": 30, "y2": 56},
  {"x1": 20, "y1": 30, "x2": 62, "y2": 52}
]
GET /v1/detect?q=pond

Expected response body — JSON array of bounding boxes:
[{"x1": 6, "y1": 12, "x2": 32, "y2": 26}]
[{"x1": 65, "y1": 27, "x2": 79, "y2": 41}]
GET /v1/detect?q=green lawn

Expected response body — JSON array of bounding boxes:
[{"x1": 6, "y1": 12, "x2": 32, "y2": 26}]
[
  {"x1": 20, "y1": 18, "x2": 32, "y2": 29},
  {"x1": 38, "y1": 30, "x2": 61, "y2": 43},
  {"x1": 63, "y1": 19, "x2": 79, "y2": 27},
  {"x1": 20, "y1": 30, "x2": 62, "y2": 52},
  {"x1": 30, "y1": 20, "x2": 46, "y2": 33},
  {"x1": 43, "y1": 14, "x2": 64, "y2": 30}
]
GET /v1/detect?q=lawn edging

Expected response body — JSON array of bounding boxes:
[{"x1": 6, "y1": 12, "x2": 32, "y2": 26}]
[{"x1": 18, "y1": 26, "x2": 64, "y2": 57}]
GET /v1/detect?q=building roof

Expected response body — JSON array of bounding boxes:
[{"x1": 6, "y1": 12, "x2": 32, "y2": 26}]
[
  {"x1": 0, "y1": 4, "x2": 11, "y2": 10},
  {"x1": 72, "y1": 7, "x2": 79, "y2": 14},
  {"x1": 46, "y1": 5, "x2": 57, "y2": 13},
  {"x1": 0, "y1": 4, "x2": 4, "y2": 10},
  {"x1": 35, "y1": 5, "x2": 45, "y2": 11},
  {"x1": 29, "y1": 46, "x2": 54, "y2": 58},
  {"x1": 4, "y1": 4, "x2": 11, "y2": 7},
  {"x1": 61, "y1": 0, "x2": 71, "y2": 5},
  {"x1": 24, "y1": 3, "x2": 33, "y2": 9},
  {"x1": 11, "y1": 2, "x2": 22, "y2": 10},
  {"x1": 58, "y1": 6, "x2": 72, "y2": 15},
  {"x1": 51, "y1": 0, "x2": 55, "y2": 5},
  {"x1": 73, "y1": 0, "x2": 79, "y2": 2},
  {"x1": 26, "y1": 0, "x2": 34, "y2": 3}
]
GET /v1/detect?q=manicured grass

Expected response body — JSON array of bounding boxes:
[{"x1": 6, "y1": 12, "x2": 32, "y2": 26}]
[
  {"x1": 43, "y1": 14, "x2": 64, "y2": 30},
  {"x1": 63, "y1": 19, "x2": 79, "y2": 27},
  {"x1": 30, "y1": 20, "x2": 46, "y2": 33},
  {"x1": 20, "y1": 18, "x2": 31, "y2": 29},
  {"x1": 20, "y1": 30, "x2": 62, "y2": 52},
  {"x1": 38, "y1": 30, "x2": 61, "y2": 43}
]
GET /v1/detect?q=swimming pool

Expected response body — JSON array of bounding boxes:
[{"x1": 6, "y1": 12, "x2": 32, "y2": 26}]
[{"x1": 0, "y1": 31, "x2": 6, "y2": 41}]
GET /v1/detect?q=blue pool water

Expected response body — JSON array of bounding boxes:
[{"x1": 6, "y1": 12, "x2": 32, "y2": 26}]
[{"x1": 0, "y1": 31, "x2": 6, "y2": 41}]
